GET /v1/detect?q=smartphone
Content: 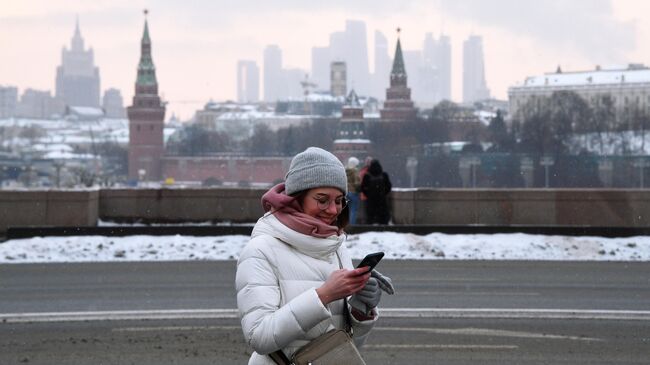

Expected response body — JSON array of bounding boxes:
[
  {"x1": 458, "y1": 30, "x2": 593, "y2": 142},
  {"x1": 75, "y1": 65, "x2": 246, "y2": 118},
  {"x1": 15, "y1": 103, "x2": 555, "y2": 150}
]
[{"x1": 356, "y1": 252, "x2": 385, "y2": 271}]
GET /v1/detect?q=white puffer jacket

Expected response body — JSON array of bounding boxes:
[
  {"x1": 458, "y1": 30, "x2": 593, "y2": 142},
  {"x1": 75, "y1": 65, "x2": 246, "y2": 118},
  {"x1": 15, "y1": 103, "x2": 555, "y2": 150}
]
[{"x1": 236, "y1": 213, "x2": 378, "y2": 365}]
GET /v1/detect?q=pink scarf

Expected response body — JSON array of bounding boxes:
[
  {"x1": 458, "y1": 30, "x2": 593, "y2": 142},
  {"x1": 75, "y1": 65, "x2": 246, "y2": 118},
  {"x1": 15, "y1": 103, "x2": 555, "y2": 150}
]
[{"x1": 261, "y1": 183, "x2": 343, "y2": 238}]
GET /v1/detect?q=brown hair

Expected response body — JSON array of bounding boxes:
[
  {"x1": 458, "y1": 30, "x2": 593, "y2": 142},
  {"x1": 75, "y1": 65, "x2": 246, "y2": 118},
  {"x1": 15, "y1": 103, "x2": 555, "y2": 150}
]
[{"x1": 292, "y1": 190, "x2": 350, "y2": 230}]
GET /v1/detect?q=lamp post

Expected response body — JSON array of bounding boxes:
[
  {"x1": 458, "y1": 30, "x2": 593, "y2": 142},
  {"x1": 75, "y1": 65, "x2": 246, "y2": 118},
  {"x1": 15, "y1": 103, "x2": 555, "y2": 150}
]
[
  {"x1": 53, "y1": 161, "x2": 63, "y2": 188},
  {"x1": 138, "y1": 169, "x2": 147, "y2": 186},
  {"x1": 540, "y1": 156, "x2": 555, "y2": 188},
  {"x1": 468, "y1": 157, "x2": 481, "y2": 188},
  {"x1": 633, "y1": 159, "x2": 649, "y2": 188},
  {"x1": 406, "y1": 156, "x2": 418, "y2": 188}
]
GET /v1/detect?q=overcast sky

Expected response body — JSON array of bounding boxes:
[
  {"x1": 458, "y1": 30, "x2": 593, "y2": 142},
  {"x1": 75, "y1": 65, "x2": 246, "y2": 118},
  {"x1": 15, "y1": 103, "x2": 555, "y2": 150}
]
[{"x1": 2, "y1": 0, "x2": 649, "y2": 120}]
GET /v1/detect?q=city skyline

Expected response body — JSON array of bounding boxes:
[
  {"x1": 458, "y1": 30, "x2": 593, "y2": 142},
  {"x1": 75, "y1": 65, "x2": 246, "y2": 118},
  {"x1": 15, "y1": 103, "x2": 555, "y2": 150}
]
[{"x1": 1, "y1": 0, "x2": 649, "y2": 119}]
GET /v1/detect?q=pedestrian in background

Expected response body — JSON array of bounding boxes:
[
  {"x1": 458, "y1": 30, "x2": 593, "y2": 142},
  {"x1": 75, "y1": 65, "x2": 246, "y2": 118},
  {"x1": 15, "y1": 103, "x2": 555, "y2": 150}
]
[
  {"x1": 236, "y1": 147, "x2": 394, "y2": 364},
  {"x1": 345, "y1": 156, "x2": 361, "y2": 225},
  {"x1": 360, "y1": 159, "x2": 392, "y2": 225},
  {"x1": 357, "y1": 156, "x2": 373, "y2": 223}
]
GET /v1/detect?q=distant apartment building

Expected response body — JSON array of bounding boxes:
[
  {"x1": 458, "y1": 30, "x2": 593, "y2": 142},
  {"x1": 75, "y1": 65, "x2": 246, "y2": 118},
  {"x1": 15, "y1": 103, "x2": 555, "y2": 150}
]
[
  {"x1": 237, "y1": 60, "x2": 260, "y2": 103},
  {"x1": 16, "y1": 89, "x2": 65, "y2": 119},
  {"x1": 508, "y1": 64, "x2": 650, "y2": 124},
  {"x1": 102, "y1": 88, "x2": 126, "y2": 118},
  {"x1": 55, "y1": 18, "x2": 101, "y2": 108},
  {"x1": 0, "y1": 86, "x2": 18, "y2": 118},
  {"x1": 463, "y1": 35, "x2": 490, "y2": 104}
]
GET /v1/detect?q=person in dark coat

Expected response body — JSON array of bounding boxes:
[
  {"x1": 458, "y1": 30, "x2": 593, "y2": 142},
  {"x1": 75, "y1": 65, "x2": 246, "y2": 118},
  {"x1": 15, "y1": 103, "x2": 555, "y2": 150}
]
[{"x1": 360, "y1": 159, "x2": 392, "y2": 224}]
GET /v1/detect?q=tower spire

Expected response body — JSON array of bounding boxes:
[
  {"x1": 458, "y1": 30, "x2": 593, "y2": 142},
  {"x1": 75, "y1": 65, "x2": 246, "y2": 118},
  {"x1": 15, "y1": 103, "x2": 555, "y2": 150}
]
[
  {"x1": 136, "y1": 9, "x2": 156, "y2": 86},
  {"x1": 71, "y1": 15, "x2": 84, "y2": 51},
  {"x1": 391, "y1": 27, "x2": 406, "y2": 77}
]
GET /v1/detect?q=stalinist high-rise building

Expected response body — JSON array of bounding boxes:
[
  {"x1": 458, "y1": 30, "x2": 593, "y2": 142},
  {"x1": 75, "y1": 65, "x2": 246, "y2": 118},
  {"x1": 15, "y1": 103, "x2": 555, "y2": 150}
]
[
  {"x1": 55, "y1": 18, "x2": 101, "y2": 108},
  {"x1": 127, "y1": 12, "x2": 165, "y2": 181}
]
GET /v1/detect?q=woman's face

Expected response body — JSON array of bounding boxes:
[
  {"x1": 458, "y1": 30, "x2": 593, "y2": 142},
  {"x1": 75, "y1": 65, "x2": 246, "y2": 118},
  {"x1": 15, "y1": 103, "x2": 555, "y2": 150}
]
[{"x1": 300, "y1": 187, "x2": 346, "y2": 225}]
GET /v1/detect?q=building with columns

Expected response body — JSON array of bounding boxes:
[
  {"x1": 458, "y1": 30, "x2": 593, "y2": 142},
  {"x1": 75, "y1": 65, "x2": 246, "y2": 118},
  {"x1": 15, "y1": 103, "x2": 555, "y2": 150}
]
[
  {"x1": 380, "y1": 30, "x2": 418, "y2": 122},
  {"x1": 508, "y1": 64, "x2": 650, "y2": 124},
  {"x1": 127, "y1": 14, "x2": 166, "y2": 181}
]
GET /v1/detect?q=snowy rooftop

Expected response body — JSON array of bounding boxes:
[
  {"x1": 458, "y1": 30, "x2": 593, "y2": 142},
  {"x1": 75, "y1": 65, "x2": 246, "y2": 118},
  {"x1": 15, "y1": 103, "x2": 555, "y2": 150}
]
[
  {"x1": 512, "y1": 65, "x2": 650, "y2": 89},
  {"x1": 0, "y1": 231, "x2": 648, "y2": 264}
]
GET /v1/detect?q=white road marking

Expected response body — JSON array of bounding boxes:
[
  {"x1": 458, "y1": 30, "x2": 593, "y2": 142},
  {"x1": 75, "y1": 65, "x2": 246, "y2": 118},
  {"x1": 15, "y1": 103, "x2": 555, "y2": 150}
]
[
  {"x1": 2, "y1": 308, "x2": 650, "y2": 323},
  {"x1": 364, "y1": 344, "x2": 518, "y2": 350},
  {"x1": 113, "y1": 325, "x2": 241, "y2": 332},
  {"x1": 374, "y1": 326, "x2": 601, "y2": 341},
  {"x1": 397, "y1": 291, "x2": 540, "y2": 296}
]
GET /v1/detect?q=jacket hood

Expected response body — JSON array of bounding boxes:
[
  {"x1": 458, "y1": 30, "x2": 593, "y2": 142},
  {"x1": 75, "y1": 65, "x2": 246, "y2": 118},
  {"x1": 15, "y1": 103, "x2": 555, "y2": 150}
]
[{"x1": 252, "y1": 213, "x2": 344, "y2": 260}]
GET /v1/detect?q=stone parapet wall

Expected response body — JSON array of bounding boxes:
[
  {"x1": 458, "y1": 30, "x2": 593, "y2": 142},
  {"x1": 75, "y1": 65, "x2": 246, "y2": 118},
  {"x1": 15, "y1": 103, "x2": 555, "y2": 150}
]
[
  {"x1": 0, "y1": 190, "x2": 99, "y2": 234},
  {"x1": 2, "y1": 188, "x2": 649, "y2": 234}
]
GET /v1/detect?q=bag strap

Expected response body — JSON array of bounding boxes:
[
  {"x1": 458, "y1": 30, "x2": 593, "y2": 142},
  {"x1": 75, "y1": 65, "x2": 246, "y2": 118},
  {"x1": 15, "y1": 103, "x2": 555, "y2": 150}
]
[
  {"x1": 269, "y1": 249, "x2": 352, "y2": 364},
  {"x1": 269, "y1": 350, "x2": 291, "y2": 365},
  {"x1": 335, "y1": 250, "x2": 353, "y2": 336}
]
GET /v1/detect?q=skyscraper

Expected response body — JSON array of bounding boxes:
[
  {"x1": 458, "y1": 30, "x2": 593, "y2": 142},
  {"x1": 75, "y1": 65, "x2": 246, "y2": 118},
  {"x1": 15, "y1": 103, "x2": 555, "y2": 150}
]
[
  {"x1": 237, "y1": 60, "x2": 260, "y2": 103},
  {"x1": 311, "y1": 20, "x2": 371, "y2": 97},
  {"x1": 55, "y1": 18, "x2": 101, "y2": 108},
  {"x1": 344, "y1": 20, "x2": 370, "y2": 96},
  {"x1": 263, "y1": 45, "x2": 284, "y2": 102},
  {"x1": 437, "y1": 35, "x2": 452, "y2": 101},
  {"x1": 311, "y1": 46, "x2": 330, "y2": 91},
  {"x1": 372, "y1": 30, "x2": 391, "y2": 99},
  {"x1": 463, "y1": 35, "x2": 490, "y2": 104},
  {"x1": 330, "y1": 61, "x2": 347, "y2": 97},
  {"x1": 127, "y1": 13, "x2": 165, "y2": 181},
  {"x1": 420, "y1": 33, "x2": 452, "y2": 104}
]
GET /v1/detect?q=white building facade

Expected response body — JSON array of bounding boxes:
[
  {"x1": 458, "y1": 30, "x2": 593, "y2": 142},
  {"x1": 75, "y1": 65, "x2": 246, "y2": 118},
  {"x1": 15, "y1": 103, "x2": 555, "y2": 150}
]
[{"x1": 508, "y1": 64, "x2": 650, "y2": 123}]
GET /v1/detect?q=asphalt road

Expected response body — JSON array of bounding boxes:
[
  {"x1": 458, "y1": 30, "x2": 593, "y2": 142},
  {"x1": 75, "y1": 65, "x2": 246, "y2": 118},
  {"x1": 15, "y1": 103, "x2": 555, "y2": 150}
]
[
  {"x1": 1, "y1": 260, "x2": 649, "y2": 312},
  {"x1": 1, "y1": 260, "x2": 649, "y2": 364}
]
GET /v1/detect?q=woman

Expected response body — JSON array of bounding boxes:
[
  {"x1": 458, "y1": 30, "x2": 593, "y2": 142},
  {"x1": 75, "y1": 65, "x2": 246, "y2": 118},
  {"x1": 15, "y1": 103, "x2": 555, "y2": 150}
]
[
  {"x1": 236, "y1": 147, "x2": 393, "y2": 364},
  {"x1": 345, "y1": 156, "x2": 361, "y2": 225},
  {"x1": 360, "y1": 159, "x2": 393, "y2": 225}
]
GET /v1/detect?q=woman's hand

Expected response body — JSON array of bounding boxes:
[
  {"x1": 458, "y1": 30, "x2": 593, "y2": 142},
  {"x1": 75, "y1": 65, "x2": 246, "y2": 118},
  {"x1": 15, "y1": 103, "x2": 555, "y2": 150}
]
[{"x1": 316, "y1": 267, "x2": 371, "y2": 305}]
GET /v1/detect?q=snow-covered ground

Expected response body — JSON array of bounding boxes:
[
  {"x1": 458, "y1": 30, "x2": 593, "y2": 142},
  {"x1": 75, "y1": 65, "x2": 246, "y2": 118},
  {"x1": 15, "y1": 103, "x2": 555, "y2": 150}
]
[{"x1": 1, "y1": 231, "x2": 649, "y2": 264}]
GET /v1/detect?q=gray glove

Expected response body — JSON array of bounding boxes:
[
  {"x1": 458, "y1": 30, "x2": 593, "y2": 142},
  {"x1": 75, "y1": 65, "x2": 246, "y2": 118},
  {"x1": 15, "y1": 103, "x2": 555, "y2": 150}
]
[
  {"x1": 349, "y1": 277, "x2": 381, "y2": 316},
  {"x1": 349, "y1": 270, "x2": 395, "y2": 316},
  {"x1": 372, "y1": 270, "x2": 395, "y2": 295}
]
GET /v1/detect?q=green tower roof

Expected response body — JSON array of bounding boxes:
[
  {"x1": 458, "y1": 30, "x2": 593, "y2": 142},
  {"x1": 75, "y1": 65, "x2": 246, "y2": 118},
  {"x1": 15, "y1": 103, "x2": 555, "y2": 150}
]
[
  {"x1": 391, "y1": 37, "x2": 406, "y2": 76},
  {"x1": 136, "y1": 19, "x2": 157, "y2": 86}
]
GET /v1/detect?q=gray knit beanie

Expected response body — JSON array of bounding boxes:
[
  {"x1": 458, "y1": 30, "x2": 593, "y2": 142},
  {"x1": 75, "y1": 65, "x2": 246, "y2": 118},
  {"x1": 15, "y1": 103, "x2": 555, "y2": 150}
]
[{"x1": 285, "y1": 147, "x2": 347, "y2": 195}]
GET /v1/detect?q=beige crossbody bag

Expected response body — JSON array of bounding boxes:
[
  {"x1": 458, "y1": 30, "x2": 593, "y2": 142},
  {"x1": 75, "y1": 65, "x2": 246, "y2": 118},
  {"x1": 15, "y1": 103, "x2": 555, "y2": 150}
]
[{"x1": 268, "y1": 252, "x2": 367, "y2": 365}]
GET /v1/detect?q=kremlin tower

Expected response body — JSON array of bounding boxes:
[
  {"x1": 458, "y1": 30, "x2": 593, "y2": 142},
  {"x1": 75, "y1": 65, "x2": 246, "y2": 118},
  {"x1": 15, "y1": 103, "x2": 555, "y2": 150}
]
[
  {"x1": 333, "y1": 89, "x2": 371, "y2": 162},
  {"x1": 380, "y1": 29, "x2": 418, "y2": 122},
  {"x1": 127, "y1": 11, "x2": 166, "y2": 182}
]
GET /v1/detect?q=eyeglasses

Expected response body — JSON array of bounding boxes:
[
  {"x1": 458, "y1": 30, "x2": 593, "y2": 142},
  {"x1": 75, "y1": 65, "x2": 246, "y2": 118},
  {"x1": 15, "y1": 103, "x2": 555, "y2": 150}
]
[{"x1": 312, "y1": 195, "x2": 349, "y2": 211}]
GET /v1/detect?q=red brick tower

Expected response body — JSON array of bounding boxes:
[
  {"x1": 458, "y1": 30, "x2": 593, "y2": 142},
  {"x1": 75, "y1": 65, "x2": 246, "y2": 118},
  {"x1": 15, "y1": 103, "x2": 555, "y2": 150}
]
[
  {"x1": 333, "y1": 89, "x2": 371, "y2": 162},
  {"x1": 127, "y1": 11, "x2": 165, "y2": 181},
  {"x1": 380, "y1": 28, "x2": 418, "y2": 122}
]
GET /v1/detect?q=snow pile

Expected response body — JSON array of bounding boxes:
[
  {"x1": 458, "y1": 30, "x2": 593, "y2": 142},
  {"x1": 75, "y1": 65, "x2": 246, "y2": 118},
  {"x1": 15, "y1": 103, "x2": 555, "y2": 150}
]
[{"x1": 1, "y1": 231, "x2": 649, "y2": 264}]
